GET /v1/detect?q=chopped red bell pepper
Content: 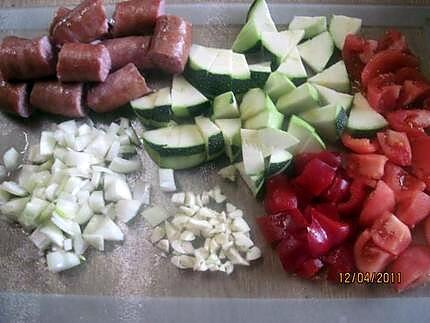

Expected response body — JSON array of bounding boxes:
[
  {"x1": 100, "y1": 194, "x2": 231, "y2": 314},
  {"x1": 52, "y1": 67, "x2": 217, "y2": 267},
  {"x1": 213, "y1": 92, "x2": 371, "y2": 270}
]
[
  {"x1": 338, "y1": 179, "x2": 369, "y2": 215},
  {"x1": 296, "y1": 258, "x2": 324, "y2": 279},
  {"x1": 322, "y1": 176, "x2": 351, "y2": 203},
  {"x1": 323, "y1": 244, "x2": 356, "y2": 282},
  {"x1": 295, "y1": 158, "x2": 336, "y2": 197}
]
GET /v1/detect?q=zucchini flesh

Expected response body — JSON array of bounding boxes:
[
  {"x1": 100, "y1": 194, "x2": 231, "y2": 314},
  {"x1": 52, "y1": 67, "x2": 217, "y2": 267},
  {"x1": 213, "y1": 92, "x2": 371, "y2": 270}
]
[
  {"x1": 308, "y1": 60, "x2": 350, "y2": 93},
  {"x1": 329, "y1": 15, "x2": 362, "y2": 50},
  {"x1": 195, "y1": 116, "x2": 225, "y2": 160},
  {"x1": 289, "y1": 16, "x2": 327, "y2": 39},
  {"x1": 171, "y1": 75, "x2": 210, "y2": 118},
  {"x1": 298, "y1": 31, "x2": 334, "y2": 73},
  {"x1": 276, "y1": 47, "x2": 307, "y2": 80},
  {"x1": 276, "y1": 83, "x2": 319, "y2": 116}
]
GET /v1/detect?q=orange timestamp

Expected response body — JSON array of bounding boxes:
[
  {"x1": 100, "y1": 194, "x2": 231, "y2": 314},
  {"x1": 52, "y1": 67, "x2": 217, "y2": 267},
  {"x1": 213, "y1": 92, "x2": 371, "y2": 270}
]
[{"x1": 339, "y1": 272, "x2": 401, "y2": 284}]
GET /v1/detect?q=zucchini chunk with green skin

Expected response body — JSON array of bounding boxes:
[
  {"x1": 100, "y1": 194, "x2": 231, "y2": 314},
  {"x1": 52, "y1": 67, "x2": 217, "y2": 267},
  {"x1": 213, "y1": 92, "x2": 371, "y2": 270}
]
[
  {"x1": 131, "y1": 87, "x2": 172, "y2": 122},
  {"x1": 243, "y1": 97, "x2": 284, "y2": 130},
  {"x1": 347, "y1": 93, "x2": 388, "y2": 136},
  {"x1": 242, "y1": 142, "x2": 265, "y2": 175},
  {"x1": 289, "y1": 16, "x2": 327, "y2": 39},
  {"x1": 171, "y1": 75, "x2": 210, "y2": 118},
  {"x1": 232, "y1": 53, "x2": 251, "y2": 94},
  {"x1": 298, "y1": 31, "x2": 334, "y2": 73},
  {"x1": 300, "y1": 104, "x2": 347, "y2": 142},
  {"x1": 239, "y1": 88, "x2": 266, "y2": 120},
  {"x1": 249, "y1": 61, "x2": 271, "y2": 88},
  {"x1": 265, "y1": 149, "x2": 292, "y2": 177},
  {"x1": 329, "y1": 15, "x2": 362, "y2": 50},
  {"x1": 313, "y1": 84, "x2": 353, "y2": 111},
  {"x1": 276, "y1": 83, "x2": 319, "y2": 116},
  {"x1": 215, "y1": 118, "x2": 242, "y2": 163},
  {"x1": 241, "y1": 128, "x2": 299, "y2": 157},
  {"x1": 276, "y1": 47, "x2": 307, "y2": 80},
  {"x1": 184, "y1": 44, "x2": 219, "y2": 96},
  {"x1": 233, "y1": 0, "x2": 277, "y2": 53},
  {"x1": 264, "y1": 71, "x2": 296, "y2": 102},
  {"x1": 138, "y1": 117, "x2": 177, "y2": 129},
  {"x1": 207, "y1": 49, "x2": 233, "y2": 97},
  {"x1": 144, "y1": 145, "x2": 206, "y2": 170},
  {"x1": 212, "y1": 91, "x2": 240, "y2": 119},
  {"x1": 195, "y1": 116, "x2": 225, "y2": 160},
  {"x1": 235, "y1": 162, "x2": 265, "y2": 197},
  {"x1": 262, "y1": 30, "x2": 305, "y2": 69},
  {"x1": 308, "y1": 60, "x2": 350, "y2": 93},
  {"x1": 131, "y1": 92, "x2": 156, "y2": 119},
  {"x1": 287, "y1": 115, "x2": 325, "y2": 154}
]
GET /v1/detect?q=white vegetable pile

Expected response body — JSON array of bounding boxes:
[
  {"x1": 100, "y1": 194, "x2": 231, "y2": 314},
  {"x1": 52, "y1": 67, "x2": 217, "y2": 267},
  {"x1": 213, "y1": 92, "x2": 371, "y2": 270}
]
[
  {"x1": 142, "y1": 187, "x2": 261, "y2": 274},
  {"x1": 0, "y1": 119, "x2": 147, "y2": 273}
]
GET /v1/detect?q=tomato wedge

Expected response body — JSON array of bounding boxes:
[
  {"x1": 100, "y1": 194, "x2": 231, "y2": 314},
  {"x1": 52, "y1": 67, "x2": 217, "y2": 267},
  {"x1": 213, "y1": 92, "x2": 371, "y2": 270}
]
[
  {"x1": 411, "y1": 135, "x2": 430, "y2": 188},
  {"x1": 340, "y1": 133, "x2": 379, "y2": 154},
  {"x1": 425, "y1": 217, "x2": 430, "y2": 246},
  {"x1": 376, "y1": 130, "x2": 412, "y2": 166},
  {"x1": 389, "y1": 245, "x2": 430, "y2": 292},
  {"x1": 395, "y1": 67, "x2": 428, "y2": 83},
  {"x1": 377, "y1": 29, "x2": 409, "y2": 52},
  {"x1": 396, "y1": 190, "x2": 430, "y2": 228},
  {"x1": 386, "y1": 109, "x2": 430, "y2": 137},
  {"x1": 361, "y1": 49, "x2": 420, "y2": 88},
  {"x1": 398, "y1": 80, "x2": 430, "y2": 107},
  {"x1": 367, "y1": 73, "x2": 402, "y2": 112},
  {"x1": 369, "y1": 212, "x2": 411, "y2": 256},
  {"x1": 382, "y1": 162, "x2": 426, "y2": 198},
  {"x1": 359, "y1": 180, "x2": 396, "y2": 227},
  {"x1": 344, "y1": 153, "x2": 388, "y2": 180},
  {"x1": 354, "y1": 229, "x2": 394, "y2": 273}
]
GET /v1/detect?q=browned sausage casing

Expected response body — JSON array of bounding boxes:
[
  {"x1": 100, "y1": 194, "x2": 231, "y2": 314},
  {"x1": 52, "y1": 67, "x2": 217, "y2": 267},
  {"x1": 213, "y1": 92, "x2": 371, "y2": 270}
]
[
  {"x1": 0, "y1": 36, "x2": 56, "y2": 81},
  {"x1": 87, "y1": 63, "x2": 151, "y2": 113},
  {"x1": 111, "y1": 0, "x2": 165, "y2": 37},
  {"x1": 57, "y1": 43, "x2": 111, "y2": 82},
  {"x1": 51, "y1": 0, "x2": 108, "y2": 45},
  {"x1": 30, "y1": 81, "x2": 85, "y2": 118},
  {"x1": 147, "y1": 15, "x2": 192, "y2": 74},
  {"x1": 0, "y1": 73, "x2": 31, "y2": 118},
  {"x1": 102, "y1": 36, "x2": 153, "y2": 71},
  {"x1": 49, "y1": 7, "x2": 71, "y2": 36}
]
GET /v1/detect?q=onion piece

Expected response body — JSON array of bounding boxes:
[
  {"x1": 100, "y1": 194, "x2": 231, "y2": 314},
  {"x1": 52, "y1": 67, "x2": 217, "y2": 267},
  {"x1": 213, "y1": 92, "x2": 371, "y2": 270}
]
[
  {"x1": 3, "y1": 147, "x2": 20, "y2": 170},
  {"x1": 46, "y1": 251, "x2": 80, "y2": 273},
  {"x1": 40, "y1": 131, "x2": 56, "y2": 156},
  {"x1": 82, "y1": 234, "x2": 104, "y2": 251},
  {"x1": 64, "y1": 238, "x2": 73, "y2": 251},
  {"x1": 104, "y1": 176, "x2": 132, "y2": 201},
  {"x1": 29, "y1": 228, "x2": 51, "y2": 250},
  {"x1": 0, "y1": 188, "x2": 10, "y2": 203},
  {"x1": 106, "y1": 140, "x2": 120, "y2": 162},
  {"x1": 88, "y1": 191, "x2": 105, "y2": 212},
  {"x1": 39, "y1": 221, "x2": 65, "y2": 247},
  {"x1": 18, "y1": 197, "x2": 49, "y2": 229},
  {"x1": 141, "y1": 206, "x2": 169, "y2": 227},
  {"x1": 51, "y1": 212, "x2": 81, "y2": 236},
  {"x1": 0, "y1": 181, "x2": 27, "y2": 196},
  {"x1": 0, "y1": 197, "x2": 30, "y2": 219},
  {"x1": 109, "y1": 157, "x2": 141, "y2": 174},
  {"x1": 58, "y1": 120, "x2": 77, "y2": 135},
  {"x1": 116, "y1": 200, "x2": 142, "y2": 223},
  {"x1": 45, "y1": 184, "x2": 59, "y2": 202},
  {"x1": 159, "y1": 168, "x2": 176, "y2": 192},
  {"x1": 73, "y1": 235, "x2": 88, "y2": 255},
  {"x1": 83, "y1": 215, "x2": 124, "y2": 241},
  {"x1": 85, "y1": 134, "x2": 111, "y2": 161},
  {"x1": 28, "y1": 145, "x2": 50, "y2": 164},
  {"x1": 75, "y1": 202, "x2": 94, "y2": 225},
  {"x1": 55, "y1": 199, "x2": 79, "y2": 219}
]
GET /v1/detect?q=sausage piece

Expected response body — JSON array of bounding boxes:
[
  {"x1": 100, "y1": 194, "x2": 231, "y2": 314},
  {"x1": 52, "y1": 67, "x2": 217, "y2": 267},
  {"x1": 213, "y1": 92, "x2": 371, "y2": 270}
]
[
  {"x1": 30, "y1": 81, "x2": 85, "y2": 118},
  {"x1": 0, "y1": 73, "x2": 31, "y2": 118},
  {"x1": 57, "y1": 43, "x2": 111, "y2": 82},
  {"x1": 0, "y1": 36, "x2": 56, "y2": 81},
  {"x1": 111, "y1": 0, "x2": 165, "y2": 37},
  {"x1": 49, "y1": 7, "x2": 71, "y2": 36},
  {"x1": 51, "y1": 0, "x2": 108, "y2": 45},
  {"x1": 147, "y1": 15, "x2": 192, "y2": 74},
  {"x1": 101, "y1": 36, "x2": 152, "y2": 71},
  {"x1": 87, "y1": 63, "x2": 151, "y2": 113}
]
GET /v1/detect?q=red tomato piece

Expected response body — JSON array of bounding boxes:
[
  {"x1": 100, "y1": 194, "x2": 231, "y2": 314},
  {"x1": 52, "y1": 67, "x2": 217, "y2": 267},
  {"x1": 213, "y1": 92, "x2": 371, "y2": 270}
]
[
  {"x1": 425, "y1": 217, "x2": 430, "y2": 246},
  {"x1": 294, "y1": 151, "x2": 341, "y2": 175},
  {"x1": 367, "y1": 73, "x2": 402, "y2": 112},
  {"x1": 377, "y1": 130, "x2": 412, "y2": 166},
  {"x1": 361, "y1": 49, "x2": 420, "y2": 88},
  {"x1": 395, "y1": 67, "x2": 428, "y2": 83},
  {"x1": 411, "y1": 135, "x2": 430, "y2": 188},
  {"x1": 396, "y1": 190, "x2": 430, "y2": 228},
  {"x1": 382, "y1": 162, "x2": 426, "y2": 199},
  {"x1": 323, "y1": 244, "x2": 356, "y2": 282},
  {"x1": 370, "y1": 212, "x2": 411, "y2": 256},
  {"x1": 307, "y1": 208, "x2": 351, "y2": 257},
  {"x1": 344, "y1": 153, "x2": 388, "y2": 180},
  {"x1": 295, "y1": 159, "x2": 336, "y2": 197},
  {"x1": 398, "y1": 80, "x2": 430, "y2": 107},
  {"x1": 354, "y1": 229, "x2": 394, "y2": 273},
  {"x1": 338, "y1": 179, "x2": 369, "y2": 215},
  {"x1": 388, "y1": 245, "x2": 430, "y2": 292},
  {"x1": 276, "y1": 233, "x2": 309, "y2": 273},
  {"x1": 340, "y1": 133, "x2": 379, "y2": 154},
  {"x1": 296, "y1": 258, "x2": 324, "y2": 279},
  {"x1": 377, "y1": 29, "x2": 409, "y2": 52},
  {"x1": 359, "y1": 180, "x2": 396, "y2": 227},
  {"x1": 264, "y1": 183, "x2": 298, "y2": 215},
  {"x1": 314, "y1": 203, "x2": 340, "y2": 221},
  {"x1": 386, "y1": 109, "x2": 430, "y2": 137},
  {"x1": 322, "y1": 176, "x2": 351, "y2": 203}
]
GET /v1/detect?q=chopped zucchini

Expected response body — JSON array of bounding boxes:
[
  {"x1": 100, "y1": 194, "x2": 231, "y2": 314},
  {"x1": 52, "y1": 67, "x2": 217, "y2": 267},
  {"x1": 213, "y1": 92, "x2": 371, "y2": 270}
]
[
  {"x1": 212, "y1": 91, "x2": 240, "y2": 119},
  {"x1": 262, "y1": 30, "x2": 305, "y2": 69},
  {"x1": 313, "y1": 84, "x2": 353, "y2": 111},
  {"x1": 329, "y1": 15, "x2": 362, "y2": 50},
  {"x1": 265, "y1": 149, "x2": 292, "y2": 177},
  {"x1": 171, "y1": 75, "x2": 210, "y2": 118},
  {"x1": 298, "y1": 31, "x2": 334, "y2": 73},
  {"x1": 287, "y1": 115, "x2": 325, "y2": 154},
  {"x1": 276, "y1": 47, "x2": 307, "y2": 80},
  {"x1": 242, "y1": 143, "x2": 265, "y2": 175},
  {"x1": 234, "y1": 162, "x2": 265, "y2": 197},
  {"x1": 144, "y1": 145, "x2": 206, "y2": 170},
  {"x1": 132, "y1": 87, "x2": 172, "y2": 125},
  {"x1": 137, "y1": 117, "x2": 176, "y2": 129},
  {"x1": 232, "y1": 53, "x2": 251, "y2": 94},
  {"x1": 130, "y1": 92, "x2": 157, "y2": 119},
  {"x1": 264, "y1": 71, "x2": 296, "y2": 102},
  {"x1": 195, "y1": 116, "x2": 225, "y2": 160},
  {"x1": 308, "y1": 60, "x2": 350, "y2": 93},
  {"x1": 276, "y1": 83, "x2": 319, "y2": 116},
  {"x1": 239, "y1": 88, "x2": 266, "y2": 120},
  {"x1": 249, "y1": 61, "x2": 272, "y2": 88},
  {"x1": 289, "y1": 16, "x2": 327, "y2": 39},
  {"x1": 300, "y1": 104, "x2": 347, "y2": 142},
  {"x1": 214, "y1": 118, "x2": 242, "y2": 162},
  {"x1": 347, "y1": 93, "x2": 388, "y2": 136},
  {"x1": 241, "y1": 128, "x2": 299, "y2": 157},
  {"x1": 207, "y1": 49, "x2": 233, "y2": 97},
  {"x1": 243, "y1": 97, "x2": 284, "y2": 130}
]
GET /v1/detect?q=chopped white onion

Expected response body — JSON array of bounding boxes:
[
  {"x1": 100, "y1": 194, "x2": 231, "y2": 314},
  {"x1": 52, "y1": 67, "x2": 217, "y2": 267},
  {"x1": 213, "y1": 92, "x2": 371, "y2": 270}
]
[
  {"x1": 39, "y1": 221, "x2": 65, "y2": 247},
  {"x1": 0, "y1": 188, "x2": 10, "y2": 203},
  {"x1": 51, "y1": 212, "x2": 81, "y2": 236},
  {"x1": 88, "y1": 191, "x2": 105, "y2": 213},
  {"x1": 116, "y1": 199, "x2": 142, "y2": 223},
  {"x1": 73, "y1": 235, "x2": 88, "y2": 255},
  {"x1": 158, "y1": 168, "x2": 176, "y2": 192},
  {"x1": 0, "y1": 181, "x2": 27, "y2": 197},
  {"x1": 39, "y1": 131, "x2": 56, "y2": 156},
  {"x1": 171, "y1": 192, "x2": 185, "y2": 205},
  {"x1": 109, "y1": 157, "x2": 141, "y2": 174},
  {"x1": 141, "y1": 206, "x2": 169, "y2": 227},
  {"x1": 3, "y1": 147, "x2": 20, "y2": 170},
  {"x1": 29, "y1": 228, "x2": 51, "y2": 250},
  {"x1": 64, "y1": 239, "x2": 73, "y2": 251},
  {"x1": 82, "y1": 234, "x2": 104, "y2": 251},
  {"x1": 83, "y1": 215, "x2": 124, "y2": 241},
  {"x1": 47, "y1": 251, "x2": 80, "y2": 273},
  {"x1": 104, "y1": 176, "x2": 132, "y2": 201},
  {"x1": 105, "y1": 140, "x2": 120, "y2": 162},
  {"x1": 75, "y1": 202, "x2": 93, "y2": 225}
]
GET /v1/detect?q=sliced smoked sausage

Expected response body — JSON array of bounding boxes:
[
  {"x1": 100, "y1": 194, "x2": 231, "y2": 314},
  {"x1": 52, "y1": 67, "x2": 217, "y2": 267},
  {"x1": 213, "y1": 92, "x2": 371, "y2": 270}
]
[
  {"x1": 30, "y1": 81, "x2": 85, "y2": 118},
  {"x1": 0, "y1": 36, "x2": 56, "y2": 81},
  {"x1": 102, "y1": 36, "x2": 152, "y2": 71},
  {"x1": 87, "y1": 63, "x2": 151, "y2": 112},
  {"x1": 57, "y1": 43, "x2": 111, "y2": 82},
  {"x1": 51, "y1": 0, "x2": 108, "y2": 45},
  {"x1": 147, "y1": 15, "x2": 192, "y2": 74},
  {"x1": 0, "y1": 73, "x2": 31, "y2": 118},
  {"x1": 111, "y1": 0, "x2": 165, "y2": 37}
]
